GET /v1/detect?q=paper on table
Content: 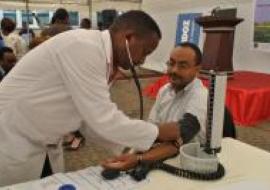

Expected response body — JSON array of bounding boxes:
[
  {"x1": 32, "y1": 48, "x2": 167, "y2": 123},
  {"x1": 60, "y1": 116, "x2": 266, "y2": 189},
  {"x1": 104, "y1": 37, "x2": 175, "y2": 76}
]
[
  {"x1": 1, "y1": 166, "x2": 149, "y2": 190},
  {"x1": 208, "y1": 180, "x2": 270, "y2": 190},
  {"x1": 77, "y1": 166, "x2": 149, "y2": 190},
  {"x1": 0, "y1": 176, "x2": 62, "y2": 190}
]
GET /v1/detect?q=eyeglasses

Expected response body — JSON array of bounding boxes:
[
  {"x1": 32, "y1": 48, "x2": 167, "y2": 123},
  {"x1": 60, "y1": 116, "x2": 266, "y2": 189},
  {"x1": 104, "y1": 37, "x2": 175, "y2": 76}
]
[{"x1": 166, "y1": 60, "x2": 191, "y2": 70}]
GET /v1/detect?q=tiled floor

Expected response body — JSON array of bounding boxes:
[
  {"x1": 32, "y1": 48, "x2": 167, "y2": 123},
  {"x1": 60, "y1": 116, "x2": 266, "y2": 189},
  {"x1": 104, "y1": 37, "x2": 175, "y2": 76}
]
[{"x1": 64, "y1": 77, "x2": 270, "y2": 172}]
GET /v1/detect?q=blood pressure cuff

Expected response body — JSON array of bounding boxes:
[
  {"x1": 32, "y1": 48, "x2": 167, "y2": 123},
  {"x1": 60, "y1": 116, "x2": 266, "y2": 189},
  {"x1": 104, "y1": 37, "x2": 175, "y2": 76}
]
[{"x1": 178, "y1": 113, "x2": 201, "y2": 144}]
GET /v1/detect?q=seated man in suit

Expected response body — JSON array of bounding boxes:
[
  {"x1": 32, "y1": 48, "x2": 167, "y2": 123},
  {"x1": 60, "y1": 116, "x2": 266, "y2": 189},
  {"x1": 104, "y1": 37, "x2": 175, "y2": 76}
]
[{"x1": 102, "y1": 42, "x2": 208, "y2": 171}]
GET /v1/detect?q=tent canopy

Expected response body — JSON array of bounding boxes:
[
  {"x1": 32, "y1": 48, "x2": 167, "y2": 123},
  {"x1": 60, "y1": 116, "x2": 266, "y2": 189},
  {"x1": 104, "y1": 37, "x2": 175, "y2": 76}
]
[{"x1": 0, "y1": 0, "x2": 142, "y2": 4}]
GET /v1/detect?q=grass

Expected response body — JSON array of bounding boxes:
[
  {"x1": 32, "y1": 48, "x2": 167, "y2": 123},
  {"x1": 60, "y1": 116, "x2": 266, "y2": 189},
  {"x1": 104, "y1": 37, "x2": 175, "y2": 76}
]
[{"x1": 254, "y1": 25, "x2": 270, "y2": 43}]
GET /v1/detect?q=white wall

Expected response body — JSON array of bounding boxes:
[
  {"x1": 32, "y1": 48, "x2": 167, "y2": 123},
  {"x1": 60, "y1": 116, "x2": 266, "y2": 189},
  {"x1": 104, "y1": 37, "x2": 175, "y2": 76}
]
[{"x1": 142, "y1": 0, "x2": 270, "y2": 74}]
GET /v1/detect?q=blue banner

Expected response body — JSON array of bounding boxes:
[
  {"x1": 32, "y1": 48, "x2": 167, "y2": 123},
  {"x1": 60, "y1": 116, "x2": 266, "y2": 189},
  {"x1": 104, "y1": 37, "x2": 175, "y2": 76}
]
[{"x1": 175, "y1": 13, "x2": 202, "y2": 46}]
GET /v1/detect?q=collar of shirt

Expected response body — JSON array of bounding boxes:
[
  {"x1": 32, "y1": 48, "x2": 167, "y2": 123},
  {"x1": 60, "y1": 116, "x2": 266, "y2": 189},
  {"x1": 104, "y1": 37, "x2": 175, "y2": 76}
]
[
  {"x1": 0, "y1": 66, "x2": 5, "y2": 76},
  {"x1": 0, "y1": 31, "x2": 6, "y2": 41},
  {"x1": 1, "y1": 31, "x2": 13, "y2": 39},
  {"x1": 101, "y1": 30, "x2": 114, "y2": 83}
]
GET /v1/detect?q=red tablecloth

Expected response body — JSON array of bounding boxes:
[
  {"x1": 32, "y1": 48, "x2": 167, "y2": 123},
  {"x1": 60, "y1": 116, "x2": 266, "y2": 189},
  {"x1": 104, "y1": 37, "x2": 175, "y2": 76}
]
[{"x1": 143, "y1": 71, "x2": 270, "y2": 126}]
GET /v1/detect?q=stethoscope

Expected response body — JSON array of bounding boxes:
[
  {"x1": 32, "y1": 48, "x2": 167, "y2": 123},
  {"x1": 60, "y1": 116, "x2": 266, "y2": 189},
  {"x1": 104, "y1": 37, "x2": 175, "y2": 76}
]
[{"x1": 125, "y1": 39, "x2": 144, "y2": 120}]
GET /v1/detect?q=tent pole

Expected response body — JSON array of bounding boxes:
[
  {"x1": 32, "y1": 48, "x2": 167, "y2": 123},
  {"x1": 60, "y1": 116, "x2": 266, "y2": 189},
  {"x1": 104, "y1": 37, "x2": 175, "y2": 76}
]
[
  {"x1": 25, "y1": 0, "x2": 30, "y2": 46},
  {"x1": 139, "y1": 0, "x2": 143, "y2": 10},
  {"x1": 87, "y1": 0, "x2": 92, "y2": 21}
]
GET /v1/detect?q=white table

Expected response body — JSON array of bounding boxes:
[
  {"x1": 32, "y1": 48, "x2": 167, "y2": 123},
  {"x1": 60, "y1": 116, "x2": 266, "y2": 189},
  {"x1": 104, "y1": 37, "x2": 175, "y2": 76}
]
[
  {"x1": 2, "y1": 138, "x2": 270, "y2": 190},
  {"x1": 140, "y1": 138, "x2": 270, "y2": 190}
]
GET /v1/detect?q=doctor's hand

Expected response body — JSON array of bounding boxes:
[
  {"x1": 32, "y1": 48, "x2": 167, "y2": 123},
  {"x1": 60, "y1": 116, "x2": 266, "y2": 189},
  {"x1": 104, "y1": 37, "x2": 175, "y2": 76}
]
[
  {"x1": 157, "y1": 122, "x2": 180, "y2": 142},
  {"x1": 101, "y1": 154, "x2": 138, "y2": 171}
]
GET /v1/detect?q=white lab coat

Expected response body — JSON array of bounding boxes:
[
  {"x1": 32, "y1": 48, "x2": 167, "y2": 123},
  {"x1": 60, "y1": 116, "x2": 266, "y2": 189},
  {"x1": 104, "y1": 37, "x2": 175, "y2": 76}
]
[{"x1": 0, "y1": 29, "x2": 158, "y2": 186}]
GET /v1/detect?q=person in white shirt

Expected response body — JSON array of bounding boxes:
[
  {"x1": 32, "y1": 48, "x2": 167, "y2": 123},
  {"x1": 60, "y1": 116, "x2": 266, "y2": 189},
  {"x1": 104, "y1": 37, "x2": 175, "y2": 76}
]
[
  {"x1": 0, "y1": 18, "x2": 27, "y2": 59},
  {"x1": 0, "y1": 10, "x2": 180, "y2": 186},
  {"x1": 102, "y1": 42, "x2": 208, "y2": 171}
]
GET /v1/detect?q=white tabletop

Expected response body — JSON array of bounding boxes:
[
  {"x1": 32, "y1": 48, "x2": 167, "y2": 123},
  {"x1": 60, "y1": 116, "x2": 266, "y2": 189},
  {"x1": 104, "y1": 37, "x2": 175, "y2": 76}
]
[
  {"x1": 140, "y1": 138, "x2": 270, "y2": 190},
  {"x1": 3, "y1": 138, "x2": 270, "y2": 190}
]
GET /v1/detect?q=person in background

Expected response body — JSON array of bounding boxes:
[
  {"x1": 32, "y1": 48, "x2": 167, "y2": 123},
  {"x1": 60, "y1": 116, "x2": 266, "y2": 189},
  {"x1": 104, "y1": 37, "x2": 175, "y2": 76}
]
[
  {"x1": 0, "y1": 17, "x2": 27, "y2": 59},
  {"x1": 30, "y1": 8, "x2": 70, "y2": 49},
  {"x1": 29, "y1": 8, "x2": 70, "y2": 49},
  {"x1": 19, "y1": 21, "x2": 35, "y2": 45},
  {"x1": 0, "y1": 10, "x2": 180, "y2": 186},
  {"x1": 28, "y1": 35, "x2": 49, "y2": 50},
  {"x1": 41, "y1": 8, "x2": 71, "y2": 37},
  {"x1": 0, "y1": 47, "x2": 17, "y2": 80},
  {"x1": 102, "y1": 43, "x2": 207, "y2": 171},
  {"x1": 80, "y1": 18, "x2": 92, "y2": 29}
]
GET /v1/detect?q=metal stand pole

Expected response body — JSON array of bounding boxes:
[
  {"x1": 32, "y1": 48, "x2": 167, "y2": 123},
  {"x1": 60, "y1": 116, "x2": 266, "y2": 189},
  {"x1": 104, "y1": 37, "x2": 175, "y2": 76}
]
[
  {"x1": 25, "y1": 0, "x2": 30, "y2": 46},
  {"x1": 88, "y1": 0, "x2": 92, "y2": 20}
]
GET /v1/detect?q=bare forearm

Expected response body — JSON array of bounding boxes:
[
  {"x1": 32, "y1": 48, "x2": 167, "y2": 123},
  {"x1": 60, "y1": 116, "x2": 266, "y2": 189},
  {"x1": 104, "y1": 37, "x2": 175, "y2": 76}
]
[
  {"x1": 139, "y1": 143, "x2": 179, "y2": 162},
  {"x1": 157, "y1": 122, "x2": 180, "y2": 142},
  {"x1": 101, "y1": 142, "x2": 180, "y2": 171}
]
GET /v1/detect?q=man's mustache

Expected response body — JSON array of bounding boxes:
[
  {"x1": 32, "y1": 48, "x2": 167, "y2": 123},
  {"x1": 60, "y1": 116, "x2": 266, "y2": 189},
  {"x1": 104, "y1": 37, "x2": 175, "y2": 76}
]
[{"x1": 168, "y1": 73, "x2": 182, "y2": 81}]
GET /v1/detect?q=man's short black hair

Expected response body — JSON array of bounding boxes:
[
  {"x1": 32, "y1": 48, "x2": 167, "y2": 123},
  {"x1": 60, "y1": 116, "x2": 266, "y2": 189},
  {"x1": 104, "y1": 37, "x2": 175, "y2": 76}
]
[
  {"x1": 110, "y1": 10, "x2": 161, "y2": 39},
  {"x1": 51, "y1": 8, "x2": 69, "y2": 24},
  {"x1": 0, "y1": 47, "x2": 13, "y2": 61},
  {"x1": 80, "y1": 18, "x2": 91, "y2": 29},
  {"x1": 1, "y1": 18, "x2": 16, "y2": 33},
  {"x1": 178, "y1": 42, "x2": 202, "y2": 65}
]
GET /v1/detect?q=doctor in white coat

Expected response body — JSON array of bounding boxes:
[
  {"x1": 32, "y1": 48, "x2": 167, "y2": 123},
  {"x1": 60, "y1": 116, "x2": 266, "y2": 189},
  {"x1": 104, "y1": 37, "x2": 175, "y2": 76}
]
[{"x1": 0, "y1": 10, "x2": 180, "y2": 186}]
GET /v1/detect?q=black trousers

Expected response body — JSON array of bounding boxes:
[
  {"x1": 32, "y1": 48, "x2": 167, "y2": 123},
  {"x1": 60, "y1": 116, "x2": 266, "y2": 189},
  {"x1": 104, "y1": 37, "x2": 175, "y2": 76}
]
[{"x1": 40, "y1": 154, "x2": 53, "y2": 178}]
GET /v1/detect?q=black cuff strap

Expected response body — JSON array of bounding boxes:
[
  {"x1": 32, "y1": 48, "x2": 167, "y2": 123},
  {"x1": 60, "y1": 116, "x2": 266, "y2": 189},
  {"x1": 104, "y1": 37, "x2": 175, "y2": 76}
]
[{"x1": 178, "y1": 113, "x2": 201, "y2": 144}]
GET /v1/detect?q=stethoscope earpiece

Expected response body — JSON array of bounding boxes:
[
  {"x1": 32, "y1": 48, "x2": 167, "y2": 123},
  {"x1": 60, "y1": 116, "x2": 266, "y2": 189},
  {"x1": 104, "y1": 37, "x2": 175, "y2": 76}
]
[{"x1": 125, "y1": 39, "x2": 134, "y2": 67}]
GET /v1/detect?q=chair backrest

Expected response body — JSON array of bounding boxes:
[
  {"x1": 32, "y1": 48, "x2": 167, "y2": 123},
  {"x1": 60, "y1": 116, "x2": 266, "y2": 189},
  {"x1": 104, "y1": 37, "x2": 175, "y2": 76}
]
[{"x1": 223, "y1": 107, "x2": 236, "y2": 138}]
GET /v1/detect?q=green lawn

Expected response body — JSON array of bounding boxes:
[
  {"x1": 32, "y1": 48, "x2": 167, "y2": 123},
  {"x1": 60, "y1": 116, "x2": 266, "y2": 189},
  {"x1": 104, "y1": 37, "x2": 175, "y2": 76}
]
[{"x1": 254, "y1": 25, "x2": 270, "y2": 43}]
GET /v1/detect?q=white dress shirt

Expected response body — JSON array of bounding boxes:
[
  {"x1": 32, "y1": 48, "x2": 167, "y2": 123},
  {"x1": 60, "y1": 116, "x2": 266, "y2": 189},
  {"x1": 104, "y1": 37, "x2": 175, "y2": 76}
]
[
  {"x1": 0, "y1": 29, "x2": 158, "y2": 186},
  {"x1": 148, "y1": 78, "x2": 208, "y2": 144},
  {"x1": 1, "y1": 32, "x2": 27, "y2": 59}
]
